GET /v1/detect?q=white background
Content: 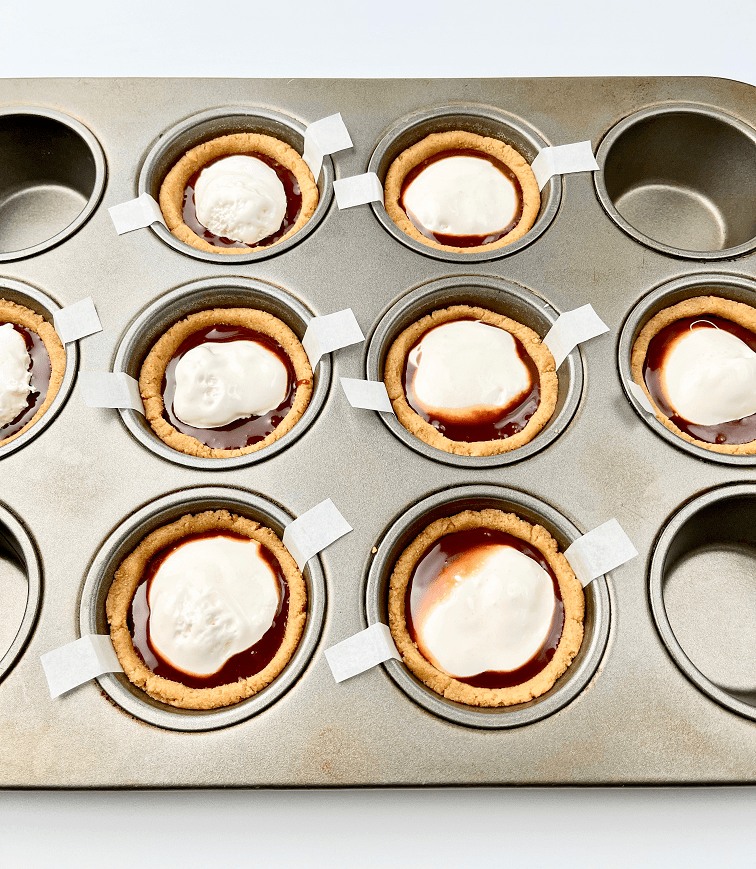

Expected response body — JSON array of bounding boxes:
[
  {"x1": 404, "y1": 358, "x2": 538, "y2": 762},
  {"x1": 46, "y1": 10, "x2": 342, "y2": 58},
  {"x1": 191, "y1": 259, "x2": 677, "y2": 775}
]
[{"x1": 1, "y1": 1, "x2": 756, "y2": 865}]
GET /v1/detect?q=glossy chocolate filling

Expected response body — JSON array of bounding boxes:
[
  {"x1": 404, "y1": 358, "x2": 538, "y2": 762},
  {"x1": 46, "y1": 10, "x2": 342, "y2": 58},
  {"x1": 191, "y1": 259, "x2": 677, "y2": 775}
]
[
  {"x1": 162, "y1": 323, "x2": 302, "y2": 451},
  {"x1": 0, "y1": 323, "x2": 51, "y2": 441},
  {"x1": 403, "y1": 319, "x2": 540, "y2": 442},
  {"x1": 644, "y1": 315, "x2": 756, "y2": 445},
  {"x1": 399, "y1": 148, "x2": 524, "y2": 247},
  {"x1": 128, "y1": 530, "x2": 290, "y2": 690},
  {"x1": 182, "y1": 151, "x2": 303, "y2": 249},
  {"x1": 405, "y1": 527, "x2": 564, "y2": 689}
]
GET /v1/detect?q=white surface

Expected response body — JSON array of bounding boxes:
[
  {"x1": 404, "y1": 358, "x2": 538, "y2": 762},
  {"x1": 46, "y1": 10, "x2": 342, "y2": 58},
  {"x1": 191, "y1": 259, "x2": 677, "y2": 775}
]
[
  {"x1": 282, "y1": 498, "x2": 352, "y2": 570},
  {"x1": 3, "y1": 0, "x2": 756, "y2": 864},
  {"x1": 544, "y1": 303, "x2": 610, "y2": 369},
  {"x1": 565, "y1": 518, "x2": 639, "y2": 588},
  {"x1": 39, "y1": 635, "x2": 122, "y2": 699},
  {"x1": 302, "y1": 308, "x2": 364, "y2": 368}
]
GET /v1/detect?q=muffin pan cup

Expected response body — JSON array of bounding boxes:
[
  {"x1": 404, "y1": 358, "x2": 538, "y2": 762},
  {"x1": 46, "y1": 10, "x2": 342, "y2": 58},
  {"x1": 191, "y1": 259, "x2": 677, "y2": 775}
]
[
  {"x1": 3, "y1": 76, "x2": 756, "y2": 786},
  {"x1": 138, "y1": 106, "x2": 334, "y2": 264},
  {"x1": 649, "y1": 483, "x2": 756, "y2": 722},
  {"x1": 365, "y1": 275, "x2": 583, "y2": 467},
  {"x1": 113, "y1": 276, "x2": 331, "y2": 470},
  {"x1": 0, "y1": 277, "x2": 78, "y2": 459},
  {"x1": 364, "y1": 485, "x2": 609, "y2": 729},
  {"x1": 367, "y1": 104, "x2": 562, "y2": 263},
  {"x1": 618, "y1": 272, "x2": 756, "y2": 465},
  {"x1": 79, "y1": 486, "x2": 326, "y2": 732},
  {"x1": 0, "y1": 106, "x2": 106, "y2": 261}
]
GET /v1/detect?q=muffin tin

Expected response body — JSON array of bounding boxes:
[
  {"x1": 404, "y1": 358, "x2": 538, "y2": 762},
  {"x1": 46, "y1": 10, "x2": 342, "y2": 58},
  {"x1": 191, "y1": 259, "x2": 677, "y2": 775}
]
[{"x1": 2, "y1": 76, "x2": 756, "y2": 786}]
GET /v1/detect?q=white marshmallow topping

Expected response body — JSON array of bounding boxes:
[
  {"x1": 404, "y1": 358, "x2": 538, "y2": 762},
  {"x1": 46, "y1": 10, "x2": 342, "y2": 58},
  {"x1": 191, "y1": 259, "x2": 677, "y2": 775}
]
[
  {"x1": 414, "y1": 544, "x2": 556, "y2": 678},
  {"x1": 0, "y1": 323, "x2": 32, "y2": 427},
  {"x1": 409, "y1": 320, "x2": 531, "y2": 421},
  {"x1": 173, "y1": 339, "x2": 288, "y2": 429},
  {"x1": 660, "y1": 325, "x2": 756, "y2": 425},
  {"x1": 194, "y1": 155, "x2": 287, "y2": 244},
  {"x1": 148, "y1": 535, "x2": 280, "y2": 677},
  {"x1": 403, "y1": 155, "x2": 519, "y2": 238}
]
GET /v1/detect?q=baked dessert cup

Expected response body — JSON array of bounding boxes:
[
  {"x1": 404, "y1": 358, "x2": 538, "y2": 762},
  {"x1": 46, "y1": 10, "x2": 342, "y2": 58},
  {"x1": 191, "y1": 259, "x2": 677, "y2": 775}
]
[
  {"x1": 106, "y1": 509, "x2": 306, "y2": 710},
  {"x1": 158, "y1": 133, "x2": 318, "y2": 255},
  {"x1": 139, "y1": 307, "x2": 313, "y2": 459},
  {"x1": 631, "y1": 295, "x2": 756, "y2": 455},
  {"x1": 388, "y1": 508, "x2": 584, "y2": 707},
  {"x1": 0, "y1": 298, "x2": 65, "y2": 448},
  {"x1": 384, "y1": 304, "x2": 557, "y2": 456},
  {"x1": 383, "y1": 131, "x2": 540, "y2": 254}
]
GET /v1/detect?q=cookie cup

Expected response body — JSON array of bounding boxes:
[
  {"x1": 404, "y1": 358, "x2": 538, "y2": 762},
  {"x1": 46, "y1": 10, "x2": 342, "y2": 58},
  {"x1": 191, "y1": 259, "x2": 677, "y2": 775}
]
[
  {"x1": 388, "y1": 508, "x2": 584, "y2": 707},
  {"x1": 139, "y1": 307, "x2": 312, "y2": 459},
  {"x1": 106, "y1": 509, "x2": 306, "y2": 710},
  {"x1": 384, "y1": 304, "x2": 557, "y2": 456}
]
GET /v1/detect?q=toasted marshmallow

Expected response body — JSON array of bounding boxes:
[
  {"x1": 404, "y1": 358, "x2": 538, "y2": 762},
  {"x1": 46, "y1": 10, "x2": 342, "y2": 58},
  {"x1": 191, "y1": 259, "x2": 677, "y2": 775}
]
[
  {"x1": 408, "y1": 320, "x2": 531, "y2": 422},
  {"x1": 403, "y1": 155, "x2": 519, "y2": 237},
  {"x1": 0, "y1": 323, "x2": 32, "y2": 427},
  {"x1": 414, "y1": 544, "x2": 555, "y2": 678},
  {"x1": 194, "y1": 155, "x2": 287, "y2": 244},
  {"x1": 148, "y1": 535, "x2": 280, "y2": 677},
  {"x1": 660, "y1": 325, "x2": 756, "y2": 425},
  {"x1": 173, "y1": 340, "x2": 288, "y2": 429}
]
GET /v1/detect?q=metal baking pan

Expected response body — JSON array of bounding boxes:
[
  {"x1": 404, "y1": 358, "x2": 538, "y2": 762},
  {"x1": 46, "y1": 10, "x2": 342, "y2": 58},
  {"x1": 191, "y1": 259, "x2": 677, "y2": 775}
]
[{"x1": 1, "y1": 76, "x2": 756, "y2": 786}]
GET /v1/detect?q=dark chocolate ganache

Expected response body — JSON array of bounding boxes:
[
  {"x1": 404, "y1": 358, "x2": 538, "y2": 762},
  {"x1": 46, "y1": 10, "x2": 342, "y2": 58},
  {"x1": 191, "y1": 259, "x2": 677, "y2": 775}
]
[
  {"x1": 182, "y1": 151, "x2": 302, "y2": 249},
  {"x1": 403, "y1": 319, "x2": 540, "y2": 442},
  {"x1": 128, "y1": 530, "x2": 289, "y2": 689},
  {"x1": 644, "y1": 315, "x2": 756, "y2": 445},
  {"x1": 400, "y1": 149, "x2": 524, "y2": 247},
  {"x1": 162, "y1": 323, "x2": 301, "y2": 451},
  {"x1": 0, "y1": 323, "x2": 51, "y2": 441},
  {"x1": 405, "y1": 527, "x2": 564, "y2": 689}
]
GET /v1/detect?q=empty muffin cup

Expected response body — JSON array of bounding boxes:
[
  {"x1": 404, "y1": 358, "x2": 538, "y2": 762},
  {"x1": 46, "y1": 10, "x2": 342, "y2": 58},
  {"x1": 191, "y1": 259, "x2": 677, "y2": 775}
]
[
  {"x1": 366, "y1": 275, "x2": 583, "y2": 467},
  {"x1": 364, "y1": 485, "x2": 610, "y2": 729},
  {"x1": 595, "y1": 104, "x2": 756, "y2": 259},
  {"x1": 113, "y1": 276, "x2": 331, "y2": 470},
  {"x1": 619, "y1": 272, "x2": 756, "y2": 465},
  {"x1": 79, "y1": 486, "x2": 326, "y2": 731},
  {"x1": 0, "y1": 503, "x2": 42, "y2": 685},
  {"x1": 368, "y1": 105, "x2": 561, "y2": 262},
  {"x1": 0, "y1": 107, "x2": 106, "y2": 261},
  {"x1": 0, "y1": 278, "x2": 78, "y2": 459},
  {"x1": 138, "y1": 106, "x2": 334, "y2": 263},
  {"x1": 650, "y1": 483, "x2": 756, "y2": 721}
]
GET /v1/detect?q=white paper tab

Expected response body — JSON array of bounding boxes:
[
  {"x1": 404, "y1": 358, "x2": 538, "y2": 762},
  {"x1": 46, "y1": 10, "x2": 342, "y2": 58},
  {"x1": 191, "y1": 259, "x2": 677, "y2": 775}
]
[
  {"x1": 303, "y1": 112, "x2": 354, "y2": 180},
  {"x1": 544, "y1": 304, "x2": 609, "y2": 369},
  {"x1": 531, "y1": 141, "x2": 600, "y2": 191},
  {"x1": 282, "y1": 498, "x2": 352, "y2": 571},
  {"x1": 340, "y1": 378, "x2": 394, "y2": 413},
  {"x1": 41, "y1": 635, "x2": 123, "y2": 699},
  {"x1": 627, "y1": 380, "x2": 656, "y2": 415},
  {"x1": 79, "y1": 372, "x2": 144, "y2": 413},
  {"x1": 334, "y1": 173, "x2": 384, "y2": 209},
  {"x1": 302, "y1": 309, "x2": 365, "y2": 368},
  {"x1": 53, "y1": 297, "x2": 102, "y2": 345},
  {"x1": 564, "y1": 518, "x2": 638, "y2": 588},
  {"x1": 108, "y1": 192, "x2": 166, "y2": 234},
  {"x1": 325, "y1": 623, "x2": 400, "y2": 683}
]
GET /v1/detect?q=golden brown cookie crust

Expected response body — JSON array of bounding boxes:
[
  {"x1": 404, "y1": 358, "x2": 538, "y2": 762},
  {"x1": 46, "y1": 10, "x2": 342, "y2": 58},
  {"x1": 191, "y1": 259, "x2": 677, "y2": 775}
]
[
  {"x1": 383, "y1": 131, "x2": 540, "y2": 253},
  {"x1": 384, "y1": 305, "x2": 557, "y2": 456},
  {"x1": 0, "y1": 299, "x2": 66, "y2": 448},
  {"x1": 139, "y1": 307, "x2": 313, "y2": 459},
  {"x1": 106, "y1": 509, "x2": 307, "y2": 710},
  {"x1": 158, "y1": 133, "x2": 319, "y2": 255},
  {"x1": 388, "y1": 509, "x2": 584, "y2": 707},
  {"x1": 631, "y1": 295, "x2": 756, "y2": 455}
]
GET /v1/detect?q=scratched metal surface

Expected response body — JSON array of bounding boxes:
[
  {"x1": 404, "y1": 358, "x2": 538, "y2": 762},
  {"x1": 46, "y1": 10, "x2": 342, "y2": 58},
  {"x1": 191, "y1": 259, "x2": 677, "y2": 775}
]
[{"x1": 1, "y1": 77, "x2": 755, "y2": 786}]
